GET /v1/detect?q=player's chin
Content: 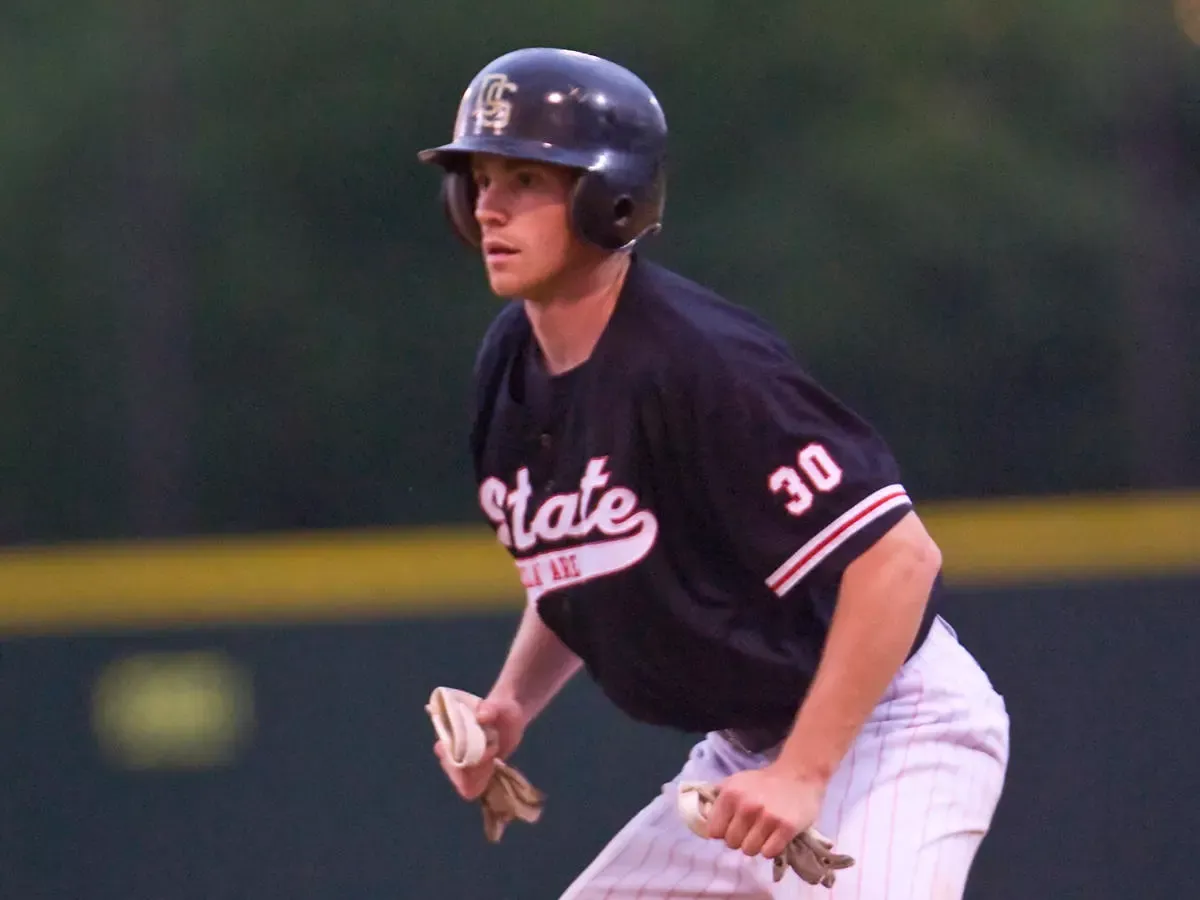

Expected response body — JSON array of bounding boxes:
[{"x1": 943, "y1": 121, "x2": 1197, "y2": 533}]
[{"x1": 484, "y1": 266, "x2": 533, "y2": 300}]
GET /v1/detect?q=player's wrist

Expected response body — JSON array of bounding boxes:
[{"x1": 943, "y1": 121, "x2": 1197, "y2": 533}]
[
  {"x1": 485, "y1": 687, "x2": 534, "y2": 728},
  {"x1": 769, "y1": 757, "x2": 835, "y2": 794},
  {"x1": 772, "y1": 739, "x2": 838, "y2": 788}
]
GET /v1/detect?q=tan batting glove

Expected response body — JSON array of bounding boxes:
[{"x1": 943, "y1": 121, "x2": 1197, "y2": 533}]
[
  {"x1": 426, "y1": 686, "x2": 546, "y2": 842},
  {"x1": 676, "y1": 781, "x2": 855, "y2": 888}
]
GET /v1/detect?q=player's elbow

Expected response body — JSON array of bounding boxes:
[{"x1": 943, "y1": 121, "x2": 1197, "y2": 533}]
[
  {"x1": 901, "y1": 513, "x2": 941, "y2": 565},
  {"x1": 868, "y1": 511, "x2": 943, "y2": 588},
  {"x1": 896, "y1": 517, "x2": 942, "y2": 589},
  {"x1": 911, "y1": 532, "x2": 942, "y2": 581}
]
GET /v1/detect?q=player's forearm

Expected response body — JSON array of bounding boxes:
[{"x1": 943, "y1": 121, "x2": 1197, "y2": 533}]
[
  {"x1": 776, "y1": 512, "x2": 941, "y2": 784},
  {"x1": 488, "y1": 604, "x2": 583, "y2": 726}
]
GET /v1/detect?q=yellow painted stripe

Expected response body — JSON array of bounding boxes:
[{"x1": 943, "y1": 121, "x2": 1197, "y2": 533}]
[
  {"x1": 0, "y1": 490, "x2": 1196, "y2": 635},
  {"x1": 926, "y1": 490, "x2": 1200, "y2": 582},
  {"x1": 0, "y1": 526, "x2": 520, "y2": 635}
]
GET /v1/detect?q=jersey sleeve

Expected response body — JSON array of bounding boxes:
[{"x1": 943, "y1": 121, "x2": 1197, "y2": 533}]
[{"x1": 662, "y1": 346, "x2": 914, "y2": 598}]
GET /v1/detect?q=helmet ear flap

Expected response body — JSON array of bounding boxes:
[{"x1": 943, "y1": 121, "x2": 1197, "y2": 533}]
[
  {"x1": 441, "y1": 171, "x2": 481, "y2": 248},
  {"x1": 570, "y1": 173, "x2": 625, "y2": 251},
  {"x1": 571, "y1": 171, "x2": 663, "y2": 252}
]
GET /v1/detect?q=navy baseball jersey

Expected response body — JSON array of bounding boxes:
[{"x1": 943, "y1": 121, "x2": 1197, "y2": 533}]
[{"x1": 468, "y1": 256, "x2": 941, "y2": 733}]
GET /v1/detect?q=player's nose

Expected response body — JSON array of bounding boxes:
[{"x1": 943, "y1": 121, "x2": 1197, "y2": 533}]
[{"x1": 474, "y1": 184, "x2": 509, "y2": 227}]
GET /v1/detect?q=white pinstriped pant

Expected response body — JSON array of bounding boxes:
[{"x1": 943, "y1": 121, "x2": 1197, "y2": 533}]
[{"x1": 559, "y1": 617, "x2": 1010, "y2": 899}]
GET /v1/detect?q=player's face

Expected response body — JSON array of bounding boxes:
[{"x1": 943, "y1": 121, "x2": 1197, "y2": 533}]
[{"x1": 470, "y1": 155, "x2": 597, "y2": 300}]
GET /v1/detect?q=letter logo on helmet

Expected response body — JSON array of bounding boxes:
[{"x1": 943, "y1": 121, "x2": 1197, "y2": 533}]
[
  {"x1": 474, "y1": 74, "x2": 518, "y2": 133},
  {"x1": 418, "y1": 47, "x2": 668, "y2": 253}
]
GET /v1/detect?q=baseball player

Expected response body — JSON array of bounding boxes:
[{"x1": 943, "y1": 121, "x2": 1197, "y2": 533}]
[{"x1": 419, "y1": 48, "x2": 1010, "y2": 898}]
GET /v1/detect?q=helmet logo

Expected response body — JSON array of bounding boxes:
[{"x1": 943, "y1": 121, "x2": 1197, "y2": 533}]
[{"x1": 474, "y1": 74, "x2": 518, "y2": 133}]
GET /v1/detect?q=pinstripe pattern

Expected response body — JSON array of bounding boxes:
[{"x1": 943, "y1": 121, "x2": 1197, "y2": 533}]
[{"x1": 557, "y1": 618, "x2": 1009, "y2": 899}]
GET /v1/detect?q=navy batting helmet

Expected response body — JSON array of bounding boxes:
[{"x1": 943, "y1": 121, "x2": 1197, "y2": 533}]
[{"x1": 417, "y1": 48, "x2": 668, "y2": 252}]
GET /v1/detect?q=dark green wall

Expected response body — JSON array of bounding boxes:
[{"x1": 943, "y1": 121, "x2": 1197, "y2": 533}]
[
  {"x1": 3, "y1": 575, "x2": 1194, "y2": 899},
  {"x1": 3, "y1": 1, "x2": 1198, "y2": 545}
]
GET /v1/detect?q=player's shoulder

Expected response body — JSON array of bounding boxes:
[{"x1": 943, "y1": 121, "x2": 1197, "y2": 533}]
[
  {"x1": 621, "y1": 257, "x2": 803, "y2": 389},
  {"x1": 472, "y1": 299, "x2": 529, "y2": 377}
]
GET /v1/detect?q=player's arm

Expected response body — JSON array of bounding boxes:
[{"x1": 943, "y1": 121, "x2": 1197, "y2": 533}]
[
  {"x1": 436, "y1": 605, "x2": 581, "y2": 802},
  {"x1": 667, "y1": 346, "x2": 944, "y2": 854},
  {"x1": 662, "y1": 348, "x2": 931, "y2": 777},
  {"x1": 773, "y1": 510, "x2": 941, "y2": 783},
  {"x1": 486, "y1": 602, "x2": 583, "y2": 729}
]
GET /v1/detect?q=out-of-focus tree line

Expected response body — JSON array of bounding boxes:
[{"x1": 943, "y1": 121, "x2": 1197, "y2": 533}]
[{"x1": 1, "y1": 1, "x2": 1197, "y2": 545}]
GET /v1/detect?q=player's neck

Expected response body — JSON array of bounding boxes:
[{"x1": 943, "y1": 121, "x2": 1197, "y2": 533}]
[{"x1": 523, "y1": 253, "x2": 630, "y2": 376}]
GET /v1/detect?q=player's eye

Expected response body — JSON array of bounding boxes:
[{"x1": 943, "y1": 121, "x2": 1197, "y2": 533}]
[
  {"x1": 515, "y1": 170, "x2": 538, "y2": 189},
  {"x1": 472, "y1": 172, "x2": 490, "y2": 190}
]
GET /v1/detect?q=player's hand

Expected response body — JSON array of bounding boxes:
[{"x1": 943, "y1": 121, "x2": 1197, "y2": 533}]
[
  {"x1": 433, "y1": 694, "x2": 526, "y2": 802},
  {"x1": 705, "y1": 763, "x2": 827, "y2": 860}
]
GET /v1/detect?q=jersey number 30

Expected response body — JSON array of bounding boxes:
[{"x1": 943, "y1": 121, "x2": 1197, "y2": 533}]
[{"x1": 769, "y1": 443, "x2": 843, "y2": 516}]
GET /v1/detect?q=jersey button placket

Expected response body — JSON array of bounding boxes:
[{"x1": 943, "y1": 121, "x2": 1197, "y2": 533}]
[{"x1": 539, "y1": 433, "x2": 556, "y2": 490}]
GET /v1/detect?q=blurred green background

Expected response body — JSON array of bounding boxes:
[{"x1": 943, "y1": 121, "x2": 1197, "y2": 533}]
[
  {"x1": 2, "y1": 0, "x2": 1196, "y2": 546},
  {"x1": 2, "y1": 2, "x2": 1198, "y2": 899}
]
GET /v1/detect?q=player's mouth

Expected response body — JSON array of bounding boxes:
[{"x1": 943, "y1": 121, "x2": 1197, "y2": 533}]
[{"x1": 483, "y1": 237, "x2": 521, "y2": 264}]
